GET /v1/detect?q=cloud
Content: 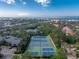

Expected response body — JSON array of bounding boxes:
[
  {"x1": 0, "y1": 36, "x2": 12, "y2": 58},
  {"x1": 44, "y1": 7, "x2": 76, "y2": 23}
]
[
  {"x1": 0, "y1": 0, "x2": 16, "y2": 4},
  {"x1": 0, "y1": 10, "x2": 30, "y2": 17},
  {"x1": 35, "y1": 0, "x2": 51, "y2": 7},
  {"x1": 19, "y1": 0, "x2": 26, "y2": 5},
  {"x1": 17, "y1": 13, "x2": 30, "y2": 17},
  {"x1": 22, "y1": 1, "x2": 27, "y2": 5}
]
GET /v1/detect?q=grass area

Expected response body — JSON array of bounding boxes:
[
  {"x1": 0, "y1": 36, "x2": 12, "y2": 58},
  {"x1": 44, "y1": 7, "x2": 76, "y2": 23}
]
[
  {"x1": 12, "y1": 55, "x2": 20, "y2": 59},
  {"x1": 20, "y1": 48, "x2": 67, "y2": 59}
]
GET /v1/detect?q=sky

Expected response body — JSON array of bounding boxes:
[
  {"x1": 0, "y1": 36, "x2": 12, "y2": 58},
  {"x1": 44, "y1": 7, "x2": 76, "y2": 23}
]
[{"x1": 0, "y1": 0, "x2": 79, "y2": 17}]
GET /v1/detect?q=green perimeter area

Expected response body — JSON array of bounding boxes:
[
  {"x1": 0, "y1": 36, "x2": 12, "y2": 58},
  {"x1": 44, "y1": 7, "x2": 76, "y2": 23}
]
[{"x1": 26, "y1": 36, "x2": 56, "y2": 57}]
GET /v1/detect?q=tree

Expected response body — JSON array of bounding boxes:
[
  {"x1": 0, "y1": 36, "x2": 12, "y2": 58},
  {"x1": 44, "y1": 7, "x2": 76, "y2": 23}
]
[
  {"x1": 0, "y1": 53, "x2": 3, "y2": 58},
  {"x1": 12, "y1": 55, "x2": 20, "y2": 59},
  {"x1": 51, "y1": 49, "x2": 67, "y2": 59},
  {"x1": 50, "y1": 28, "x2": 63, "y2": 48},
  {"x1": 65, "y1": 36, "x2": 76, "y2": 44},
  {"x1": 77, "y1": 51, "x2": 79, "y2": 58}
]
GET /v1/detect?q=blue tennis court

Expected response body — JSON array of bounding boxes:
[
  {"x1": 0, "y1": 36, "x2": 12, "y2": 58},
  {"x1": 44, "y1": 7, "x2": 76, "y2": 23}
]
[{"x1": 27, "y1": 36, "x2": 56, "y2": 57}]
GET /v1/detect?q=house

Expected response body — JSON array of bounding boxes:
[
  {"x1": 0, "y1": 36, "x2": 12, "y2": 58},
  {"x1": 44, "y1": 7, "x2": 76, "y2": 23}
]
[
  {"x1": 0, "y1": 36, "x2": 21, "y2": 47},
  {"x1": 26, "y1": 29, "x2": 39, "y2": 33},
  {"x1": 62, "y1": 26, "x2": 75, "y2": 36},
  {"x1": 4, "y1": 36, "x2": 21, "y2": 46},
  {"x1": 0, "y1": 36, "x2": 4, "y2": 45}
]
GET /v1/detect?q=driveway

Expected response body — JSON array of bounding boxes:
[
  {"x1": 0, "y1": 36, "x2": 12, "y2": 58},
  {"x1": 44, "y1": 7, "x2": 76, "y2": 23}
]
[{"x1": 0, "y1": 46, "x2": 16, "y2": 59}]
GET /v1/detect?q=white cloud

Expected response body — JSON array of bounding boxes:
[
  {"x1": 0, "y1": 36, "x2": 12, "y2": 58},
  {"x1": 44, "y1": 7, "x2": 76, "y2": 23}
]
[
  {"x1": 35, "y1": 0, "x2": 51, "y2": 7},
  {"x1": 23, "y1": 1, "x2": 26, "y2": 5},
  {"x1": 0, "y1": 0, "x2": 16, "y2": 4},
  {"x1": 17, "y1": 13, "x2": 30, "y2": 17},
  {"x1": 0, "y1": 10, "x2": 30, "y2": 17},
  {"x1": 19, "y1": 0, "x2": 26, "y2": 5}
]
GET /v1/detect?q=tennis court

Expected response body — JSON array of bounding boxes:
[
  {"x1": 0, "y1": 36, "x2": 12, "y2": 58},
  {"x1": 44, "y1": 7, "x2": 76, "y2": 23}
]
[{"x1": 27, "y1": 36, "x2": 56, "y2": 57}]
